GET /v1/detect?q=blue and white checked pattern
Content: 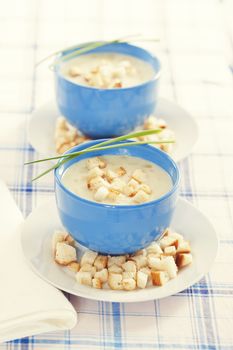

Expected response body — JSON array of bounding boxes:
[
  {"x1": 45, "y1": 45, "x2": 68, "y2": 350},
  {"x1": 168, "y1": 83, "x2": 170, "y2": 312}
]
[{"x1": 1, "y1": 0, "x2": 233, "y2": 348}]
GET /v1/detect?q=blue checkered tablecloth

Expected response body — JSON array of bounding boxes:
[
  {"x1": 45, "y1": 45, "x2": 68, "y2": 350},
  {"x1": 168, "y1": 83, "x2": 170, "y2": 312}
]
[{"x1": 0, "y1": 0, "x2": 233, "y2": 349}]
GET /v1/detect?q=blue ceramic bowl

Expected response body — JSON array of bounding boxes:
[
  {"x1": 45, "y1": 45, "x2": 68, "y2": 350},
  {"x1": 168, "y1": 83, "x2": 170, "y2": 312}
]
[
  {"x1": 55, "y1": 140, "x2": 180, "y2": 255},
  {"x1": 54, "y1": 42, "x2": 161, "y2": 138}
]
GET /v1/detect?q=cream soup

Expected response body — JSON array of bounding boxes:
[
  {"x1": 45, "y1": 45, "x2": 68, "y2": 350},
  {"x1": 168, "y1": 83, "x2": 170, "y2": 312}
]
[
  {"x1": 61, "y1": 155, "x2": 173, "y2": 205},
  {"x1": 61, "y1": 53, "x2": 155, "y2": 89}
]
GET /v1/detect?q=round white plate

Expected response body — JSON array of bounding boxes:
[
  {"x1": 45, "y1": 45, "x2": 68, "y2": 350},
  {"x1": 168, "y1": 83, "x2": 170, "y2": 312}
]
[
  {"x1": 21, "y1": 197, "x2": 217, "y2": 303},
  {"x1": 28, "y1": 99, "x2": 198, "y2": 162}
]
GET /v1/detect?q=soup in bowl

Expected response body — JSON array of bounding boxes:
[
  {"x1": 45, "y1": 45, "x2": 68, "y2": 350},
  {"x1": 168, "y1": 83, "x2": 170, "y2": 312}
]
[
  {"x1": 55, "y1": 140, "x2": 179, "y2": 255},
  {"x1": 54, "y1": 42, "x2": 161, "y2": 138}
]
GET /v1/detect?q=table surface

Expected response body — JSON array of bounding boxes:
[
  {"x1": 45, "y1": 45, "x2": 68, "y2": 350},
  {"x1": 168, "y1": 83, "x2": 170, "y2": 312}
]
[{"x1": 0, "y1": 0, "x2": 233, "y2": 349}]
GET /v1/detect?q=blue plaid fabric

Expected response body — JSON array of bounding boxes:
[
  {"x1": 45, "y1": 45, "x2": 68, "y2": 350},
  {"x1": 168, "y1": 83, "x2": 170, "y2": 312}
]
[{"x1": 0, "y1": 0, "x2": 233, "y2": 348}]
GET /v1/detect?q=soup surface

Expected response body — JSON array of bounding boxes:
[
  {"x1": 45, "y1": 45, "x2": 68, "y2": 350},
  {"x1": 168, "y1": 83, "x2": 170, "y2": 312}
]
[
  {"x1": 61, "y1": 53, "x2": 155, "y2": 89},
  {"x1": 61, "y1": 155, "x2": 173, "y2": 205}
]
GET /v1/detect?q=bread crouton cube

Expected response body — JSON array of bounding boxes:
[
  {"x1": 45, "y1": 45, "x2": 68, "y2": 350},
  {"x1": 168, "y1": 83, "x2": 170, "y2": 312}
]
[
  {"x1": 110, "y1": 178, "x2": 125, "y2": 192},
  {"x1": 176, "y1": 253, "x2": 193, "y2": 268},
  {"x1": 107, "y1": 189, "x2": 120, "y2": 201},
  {"x1": 136, "y1": 271, "x2": 148, "y2": 289},
  {"x1": 108, "y1": 264, "x2": 123, "y2": 274},
  {"x1": 94, "y1": 255, "x2": 108, "y2": 270},
  {"x1": 147, "y1": 256, "x2": 163, "y2": 270},
  {"x1": 139, "y1": 184, "x2": 152, "y2": 195},
  {"x1": 132, "y1": 249, "x2": 147, "y2": 257},
  {"x1": 159, "y1": 236, "x2": 178, "y2": 249},
  {"x1": 140, "y1": 267, "x2": 151, "y2": 279},
  {"x1": 122, "y1": 260, "x2": 137, "y2": 273},
  {"x1": 94, "y1": 186, "x2": 109, "y2": 202},
  {"x1": 105, "y1": 169, "x2": 118, "y2": 183},
  {"x1": 65, "y1": 234, "x2": 75, "y2": 246},
  {"x1": 86, "y1": 157, "x2": 106, "y2": 170},
  {"x1": 116, "y1": 167, "x2": 126, "y2": 176},
  {"x1": 132, "y1": 169, "x2": 146, "y2": 184},
  {"x1": 146, "y1": 242, "x2": 163, "y2": 255},
  {"x1": 163, "y1": 246, "x2": 176, "y2": 256},
  {"x1": 122, "y1": 271, "x2": 136, "y2": 280},
  {"x1": 80, "y1": 263, "x2": 97, "y2": 277},
  {"x1": 92, "y1": 277, "x2": 102, "y2": 289},
  {"x1": 55, "y1": 242, "x2": 77, "y2": 265},
  {"x1": 52, "y1": 231, "x2": 67, "y2": 254},
  {"x1": 130, "y1": 255, "x2": 147, "y2": 269},
  {"x1": 151, "y1": 271, "x2": 169, "y2": 286},
  {"x1": 81, "y1": 250, "x2": 98, "y2": 266},
  {"x1": 176, "y1": 241, "x2": 191, "y2": 254},
  {"x1": 76, "y1": 271, "x2": 92, "y2": 286},
  {"x1": 87, "y1": 176, "x2": 109, "y2": 191},
  {"x1": 108, "y1": 273, "x2": 123, "y2": 290},
  {"x1": 161, "y1": 256, "x2": 178, "y2": 278},
  {"x1": 108, "y1": 255, "x2": 126, "y2": 267},
  {"x1": 122, "y1": 278, "x2": 136, "y2": 291},
  {"x1": 67, "y1": 261, "x2": 80, "y2": 272},
  {"x1": 69, "y1": 66, "x2": 81, "y2": 77},
  {"x1": 133, "y1": 190, "x2": 150, "y2": 204},
  {"x1": 94, "y1": 268, "x2": 108, "y2": 283},
  {"x1": 87, "y1": 166, "x2": 104, "y2": 181}
]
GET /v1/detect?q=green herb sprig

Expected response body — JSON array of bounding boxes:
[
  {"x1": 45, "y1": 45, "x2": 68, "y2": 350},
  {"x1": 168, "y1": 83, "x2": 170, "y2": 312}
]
[{"x1": 25, "y1": 129, "x2": 174, "y2": 181}]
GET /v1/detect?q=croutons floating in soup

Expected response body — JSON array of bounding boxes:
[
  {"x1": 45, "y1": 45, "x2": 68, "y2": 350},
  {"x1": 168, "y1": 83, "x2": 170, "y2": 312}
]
[
  {"x1": 61, "y1": 155, "x2": 173, "y2": 205},
  {"x1": 61, "y1": 53, "x2": 155, "y2": 89}
]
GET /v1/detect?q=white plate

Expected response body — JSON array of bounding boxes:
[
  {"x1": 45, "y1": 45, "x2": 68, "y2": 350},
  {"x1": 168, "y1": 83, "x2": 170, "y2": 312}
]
[
  {"x1": 21, "y1": 197, "x2": 217, "y2": 303},
  {"x1": 28, "y1": 99, "x2": 198, "y2": 162}
]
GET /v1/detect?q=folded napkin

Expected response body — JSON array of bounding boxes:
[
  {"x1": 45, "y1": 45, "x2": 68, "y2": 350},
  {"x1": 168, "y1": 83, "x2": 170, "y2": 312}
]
[{"x1": 0, "y1": 180, "x2": 77, "y2": 343}]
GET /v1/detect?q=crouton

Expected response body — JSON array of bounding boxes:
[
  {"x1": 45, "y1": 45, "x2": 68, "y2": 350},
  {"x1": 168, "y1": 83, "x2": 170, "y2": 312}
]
[
  {"x1": 55, "y1": 242, "x2": 77, "y2": 265},
  {"x1": 139, "y1": 184, "x2": 152, "y2": 195},
  {"x1": 176, "y1": 241, "x2": 191, "y2": 254},
  {"x1": 146, "y1": 242, "x2": 163, "y2": 255},
  {"x1": 110, "y1": 178, "x2": 125, "y2": 192},
  {"x1": 69, "y1": 66, "x2": 81, "y2": 77},
  {"x1": 161, "y1": 256, "x2": 178, "y2": 278},
  {"x1": 176, "y1": 253, "x2": 193, "y2": 268},
  {"x1": 76, "y1": 271, "x2": 92, "y2": 286},
  {"x1": 151, "y1": 271, "x2": 169, "y2": 286},
  {"x1": 86, "y1": 157, "x2": 106, "y2": 170},
  {"x1": 94, "y1": 268, "x2": 108, "y2": 283},
  {"x1": 108, "y1": 264, "x2": 123, "y2": 274},
  {"x1": 122, "y1": 260, "x2": 137, "y2": 273},
  {"x1": 94, "y1": 255, "x2": 108, "y2": 270},
  {"x1": 52, "y1": 231, "x2": 67, "y2": 254},
  {"x1": 107, "y1": 188, "x2": 120, "y2": 201},
  {"x1": 108, "y1": 255, "x2": 126, "y2": 267},
  {"x1": 130, "y1": 255, "x2": 147, "y2": 269},
  {"x1": 122, "y1": 278, "x2": 136, "y2": 291},
  {"x1": 147, "y1": 256, "x2": 163, "y2": 270},
  {"x1": 132, "y1": 249, "x2": 147, "y2": 257},
  {"x1": 87, "y1": 176, "x2": 109, "y2": 191},
  {"x1": 65, "y1": 234, "x2": 75, "y2": 246},
  {"x1": 87, "y1": 166, "x2": 104, "y2": 181},
  {"x1": 159, "y1": 236, "x2": 178, "y2": 249},
  {"x1": 105, "y1": 169, "x2": 118, "y2": 183},
  {"x1": 81, "y1": 250, "x2": 98, "y2": 266},
  {"x1": 132, "y1": 169, "x2": 146, "y2": 184},
  {"x1": 94, "y1": 186, "x2": 109, "y2": 202},
  {"x1": 67, "y1": 261, "x2": 80, "y2": 272},
  {"x1": 122, "y1": 271, "x2": 136, "y2": 280},
  {"x1": 163, "y1": 246, "x2": 176, "y2": 256},
  {"x1": 108, "y1": 273, "x2": 123, "y2": 290},
  {"x1": 136, "y1": 271, "x2": 148, "y2": 289},
  {"x1": 140, "y1": 267, "x2": 151, "y2": 278},
  {"x1": 92, "y1": 278, "x2": 102, "y2": 289},
  {"x1": 133, "y1": 190, "x2": 150, "y2": 204},
  {"x1": 116, "y1": 167, "x2": 126, "y2": 176},
  {"x1": 80, "y1": 263, "x2": 96, "y2": 277}
]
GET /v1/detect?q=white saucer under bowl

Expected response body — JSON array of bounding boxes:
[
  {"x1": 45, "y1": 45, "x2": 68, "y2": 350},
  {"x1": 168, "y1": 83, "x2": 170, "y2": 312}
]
[
  {"x1": 28, "y1": 98, "x2": 198, "y2": 162},
  {"x1": 21, "y1": 197, "x2": 217, "y2": 303}
]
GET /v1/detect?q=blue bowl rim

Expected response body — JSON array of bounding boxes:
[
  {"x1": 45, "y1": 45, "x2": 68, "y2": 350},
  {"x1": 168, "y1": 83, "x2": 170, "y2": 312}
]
[
  {"x1": 54, "y1": 42, "x2": 162, "y2": 92},
  {"x1": 55, "y1": 140, "x2": 180, "y2": 210}
]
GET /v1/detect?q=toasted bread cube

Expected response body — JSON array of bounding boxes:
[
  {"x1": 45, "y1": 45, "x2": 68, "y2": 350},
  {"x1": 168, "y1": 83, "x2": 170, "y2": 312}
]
[
  {"x1": 110, "y1": 178, "x2": 125, "y2": 192},
  {"x1": 65, "y1": 234, "x2": 75, "y2": 246},
  {"x1": 116, "y1": 167, "x2": 126, "y2": 176},
  {"x1": 163, "y1": 246, "x2": 176, "y2": 256},
  {"x1": 151, "y1": 271, "x2": 169, "y2": 286},
  {"x1": 136, "y1": 271, "x2": 148, "y2": 289},
  {"x1": 176, "y1": 253, "x2": 193, "y2": 268},
  {"x1": 122, "y1": 260, "x2": 137, "y2": 273},
  {"x1": 92, "y1": 277, "x2": 102, "y2": 289},
  {"x1": 94, "y1": 186, "x2": 109, "y2": 202},
  {"x1": 128, "y1": 178, "x2": 139, "y2": 188},
  {"x1": 132, "y1": 169, "x2": 146, "y2": 184},
  {"x1": 94, "y1": 255, "x2": 108, "y2": 270},
  {"x1": 122, "y1": 271, "x2": 136, "y2": 280},
  {"x1": 55, "y1": 242, "x2": 77, "y2": 265},
  {"x1": 52, "y1": 231, "x2": 67, "y2": 254},
  {"x1": 115, "y1": 193, "x2": 129, "y2": 204},
  {"x1": 147, "y1": 256, "x2": 163, "y2": 270},
  {"x1": 167, "y1": 231, "x2": 184, "y2": 242},
  {"x1": 131, "y1": 255, "x2": 147, "y2": 269},
  {"x1": 133, "y1": 249, "x2": 147, "y2": 257},
  {"x1": 107, "y1": 188, "x2": 120, "y2": 201},
  {"x1": 80, "y1": 263, "x2": 97, "y2": 277},
  {"x1": 87, "y1": 166, "x2": 104, "y2": 181},
  {"x1": 108, "y1": 273, "x2": 123, "y2": 290},
  {"x1": 67, "y1": 261, "x2": 80, "y2": 272},
  {"x1": 140, "y1": 267, "x2": 151, "y2": 278},
  {"x1": 86, "y1": 157, "x2": 106, "y2": 170},
  {"x1": 108, "y1": 255, "x2": 126, "y2": 267},
  {"x1": 122, "y1": 278, "x2": 136, "y2": 291},
  {"x1": 139, "y1": 184, "x2": 152, "y2": 195},
  {"x1": 133, "y1": 190, "x2": 150, "y2": 204},
  {"x1": 87, "y1": 176, "x2": 109, "y2": 191},
  {"x1": 69, "y1": 66, "x2": 81, "y2": 77},
  {"x1": 94, "y1": 268, "x2": 108, "y2": 283},
  {"x1": 176, "y1": 241, "x2": 191, "y2": 254},
  {"x1": 159, "y1": 236, "x2": 178, "y2": 250},
  {"x1": 161, "y1": 256, "x2": 178, "y2": 278},
  {"x1": 76, "y1": 271, "x2": 92, "y2": 286},
  {"x1": 146, "y1": 242, "x2": 163, "y2": 255},
  {"x1": 144, "y1": 116, "x2": 159, "y2": 130},
  {"x1": 105, "y1": 169, "x2": 118, "y2": 183},
  {"x1": 81, "y1": 250, "x2": 98, "y2": 266},
  {"x1": 108, "y1": 264, "x2": 123, "y2": 274},
  {"x1": 123, "y1": 185, "x2": 137, "y2": 197}
]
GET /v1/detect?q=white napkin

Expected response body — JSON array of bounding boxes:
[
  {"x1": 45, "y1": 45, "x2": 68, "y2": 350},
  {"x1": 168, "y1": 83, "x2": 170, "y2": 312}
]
[{"x1": 0, "y1": 181, "x2": 77, "y2": 343}]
